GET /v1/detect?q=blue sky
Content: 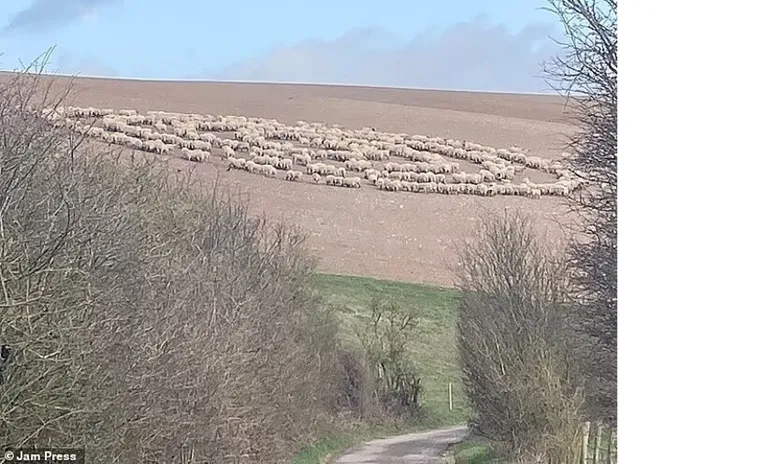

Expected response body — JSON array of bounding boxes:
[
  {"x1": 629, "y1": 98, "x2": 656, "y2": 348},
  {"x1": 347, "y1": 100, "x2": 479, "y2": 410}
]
[{"x1": 0, "y1": 0, "x2": 564, "y2": 93}]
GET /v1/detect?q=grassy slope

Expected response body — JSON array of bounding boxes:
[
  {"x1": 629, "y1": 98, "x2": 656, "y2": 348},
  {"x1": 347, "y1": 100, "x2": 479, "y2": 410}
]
[
  {"x1": 313, "y1": 273, "x2": 468, "y2": 425},
  {"x1": 292, "y1": 273, "x2": 467, "y2": 463}
]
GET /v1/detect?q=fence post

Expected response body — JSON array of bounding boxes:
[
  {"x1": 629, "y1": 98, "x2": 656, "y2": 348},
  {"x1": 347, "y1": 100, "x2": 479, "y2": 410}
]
[
  {"x1": 594, "y1": 423, "x2": 603, "y2": 464},
  {"x1": 582, "y1": 422, "x2": 590, "y2": 464},
  {"x1": 448, "y1": 382, "x2": 453, "y2": 411},
  {"x1": 603, "y1": 426, "x2": 613, "y2": 464}
]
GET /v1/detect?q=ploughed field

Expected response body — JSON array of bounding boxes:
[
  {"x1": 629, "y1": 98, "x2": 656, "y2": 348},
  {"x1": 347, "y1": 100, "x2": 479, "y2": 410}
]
[{"x1": 35, "y1": 77, "x2": 578, "y2": 285}]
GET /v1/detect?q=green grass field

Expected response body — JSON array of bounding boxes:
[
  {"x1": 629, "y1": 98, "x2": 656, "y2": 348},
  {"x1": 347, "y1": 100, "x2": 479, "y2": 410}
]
[
  {"x1": 293, "y1": 273, "x2": 468, "y2": 463},
  {"x1": 449, "y1": 441, "x2": 504, "y2": 464},
  {"x1": 313, "y1": 273, "x2": 468, "y2": 426}
]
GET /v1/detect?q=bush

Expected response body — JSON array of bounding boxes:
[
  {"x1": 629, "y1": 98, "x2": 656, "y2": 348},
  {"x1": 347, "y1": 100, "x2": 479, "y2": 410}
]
[
  {"x1": 357, "y1": 299, "x2": 423, "y2": 419},
  {"x1": 454, "y1": 212, "x2": 583, "y2": 463},
  {"x1": 0, "y1": 62, "x2": 347, "y2": 463}
]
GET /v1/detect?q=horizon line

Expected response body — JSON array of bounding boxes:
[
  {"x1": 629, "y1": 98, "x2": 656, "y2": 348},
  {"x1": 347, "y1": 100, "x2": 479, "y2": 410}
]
[{"x1": 0, "y1": 69, "x2": 558, "y2": 97}]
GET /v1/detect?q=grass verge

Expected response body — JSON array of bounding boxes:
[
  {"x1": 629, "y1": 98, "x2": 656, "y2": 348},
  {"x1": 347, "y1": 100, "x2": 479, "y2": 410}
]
[
  {"x1": 293, "y1": 273, "x2": 468, "y2": 463},
  {"x1": 449, "y1": 441, "x2": 503, "y2": 464}
]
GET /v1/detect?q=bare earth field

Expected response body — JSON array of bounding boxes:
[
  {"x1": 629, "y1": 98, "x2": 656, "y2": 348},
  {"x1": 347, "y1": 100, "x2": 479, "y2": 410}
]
[{"x1": 13, "y1": 74, "x2": 579, "y2": 286}]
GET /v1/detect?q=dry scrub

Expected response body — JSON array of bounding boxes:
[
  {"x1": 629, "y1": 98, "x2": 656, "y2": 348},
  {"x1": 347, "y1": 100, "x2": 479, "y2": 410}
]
[
  {"x1": 0, "y1": 62, "x2": 385, "y2": 463},
  {"x1": 455, "y1": 212, "x2": 583, "y2": 463}
]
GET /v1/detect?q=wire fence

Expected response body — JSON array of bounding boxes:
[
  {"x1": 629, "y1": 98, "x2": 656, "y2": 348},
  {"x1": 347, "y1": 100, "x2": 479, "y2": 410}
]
[{"x1": 578, "y1": 422, "x2": 617, "y2": 464}]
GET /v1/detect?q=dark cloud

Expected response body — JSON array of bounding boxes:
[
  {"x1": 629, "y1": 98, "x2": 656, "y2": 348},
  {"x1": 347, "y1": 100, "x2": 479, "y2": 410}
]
[
  {"x1": 215, "y1": 15, "x2": 564, "y2": 93},
  {"x1": 2, "y1": 0, "x2": 120, "y2": 35}
]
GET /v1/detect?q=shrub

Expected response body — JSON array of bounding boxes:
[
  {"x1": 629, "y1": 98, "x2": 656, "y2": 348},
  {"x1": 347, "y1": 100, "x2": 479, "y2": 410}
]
[
  {"x1": 358, "y1": 299, "x2": 423, "y2": 419},
  {"x1": 454, "y1": 212, "x2": 583, "y2": 462},
  {"x1": 0, "y1": 58, "x2": 346, "y2": 463}
]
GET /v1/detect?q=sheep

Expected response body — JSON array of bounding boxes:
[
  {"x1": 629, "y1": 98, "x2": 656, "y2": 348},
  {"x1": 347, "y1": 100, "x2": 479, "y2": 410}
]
[
  {"x1": 87, "y1": 126, "x2": 105, "y2": 138},
  {"x1": 475, "y1": 184, "x2": 489, "y2": 196},
  {"x1": 421, "y1": 182, "x2": 438, "y2": 194},
  {"x1": 530, "y1": 188, "x2": 543, "y2": 199},
  {"x1": 364, "y1": 169, "x2": 381, "y2": 183},
  {"x1": 342, "y1": 177, "x2": 362, "y2": 188},
  {"x1": 285, "y1": 170, "x2": 303, "y2": 181},
  {"x1": 189, "y1": 140, "x2": 211, "y2": 151},
  {"x1": 276, "y1": 158, "x2": 293, "y2": 170},
  {"x1": 181, "y1": 148, "x2": 210, "y2": 162},
  {"x1": 525, "y1": 156, "x2": 549, "y2": 171},
  {"x1": 124, "y1": 137, "x2": 144, "y2": 150},
  {"x1": 144, "y1": 139, "x2": 170, "y2": 155},
  {"x1": 312, "y1": 173, "x2": 322, "y2": 183},
  {"x1": 466, "y1": 173, "x2": 483, "y2": 185},
  {"x1": 227, "y1": 157, "x2": 247, "y2": 171},
  {"x1": 160, "y1": 133, "x2": 181, "y2": 145},
  {"x1": 306, "y1": 163, "x2": 325, "y2": 175},
  {"x1": 516, "y1": 184, "x2": 532, "y2": 196},
  {"x1": 549, "y1": 183, "x2": 571, "y2": 196},
  {"x1": 264, "y1": 165, "x2": 278, "y2": 177},
  {"x1": 222, "y1": 146, "x2": 236, "y2": 158},
  {"x1": 383, "y1": 162, "x2": 403, "y2": 172},
  {"x1": 199, "y1": 133, "x2": 218, "y2": 144},
  {"x1": 344, "y1": 159, "x2": 373, "y2": 172},
  {"x1": 387, "y1": 180, "x2": 402, "y2": 192},
  {"x1": 244, "y1": 160, "x2": 259, "y2": 173},
  {"x1": 293, "y1": 152, "x2": 312, "y2": 166},
  {"x1": 479, "y1": 169, "x2": 496, "y2": 183},
  {"x1": 451, "y1": 172, "x2": 468, "y2": 184}
]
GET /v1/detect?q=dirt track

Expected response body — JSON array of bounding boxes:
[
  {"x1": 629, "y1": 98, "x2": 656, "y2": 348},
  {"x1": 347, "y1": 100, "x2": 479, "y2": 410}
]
[
  {"x1": 333, "y1": 425, "x2": 470, "y2": 463},
  {"x1": 6, "y1": 74, "x2": 578, "y2": 286}
]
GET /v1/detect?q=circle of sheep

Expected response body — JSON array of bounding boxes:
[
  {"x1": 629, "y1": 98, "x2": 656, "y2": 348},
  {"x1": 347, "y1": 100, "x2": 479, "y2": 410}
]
[{"x1": 48, "y1": 106, "x2": 586, "y2": 199}]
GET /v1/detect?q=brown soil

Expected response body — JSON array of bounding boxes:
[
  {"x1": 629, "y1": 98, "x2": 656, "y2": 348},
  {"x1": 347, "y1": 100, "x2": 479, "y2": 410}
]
[{"x1": 10, "y1": 74, "x2": 579, "y2": 286}]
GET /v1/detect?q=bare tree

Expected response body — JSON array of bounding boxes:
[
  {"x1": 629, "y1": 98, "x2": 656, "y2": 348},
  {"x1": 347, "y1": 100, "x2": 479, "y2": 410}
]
[
  {"x1": 455, "y1": 212, "x2": 584, "y2": 462},
  {"x1": 544, "y1": 0, "x2": 617, "y2": 423},
  {"x1": 0, "y1": 54, "x2": 364, "y2": 463}
]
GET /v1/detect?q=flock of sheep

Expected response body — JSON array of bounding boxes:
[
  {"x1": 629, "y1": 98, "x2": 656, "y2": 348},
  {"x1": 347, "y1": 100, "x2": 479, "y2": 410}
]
[{"x1": 40, "y1": 106, "x2": 585, "y2": 199}]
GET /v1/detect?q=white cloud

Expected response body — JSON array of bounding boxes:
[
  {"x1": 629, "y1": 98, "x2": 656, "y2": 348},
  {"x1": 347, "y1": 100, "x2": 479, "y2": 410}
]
[
  {"x1": 213, "y1": 15, "x2": 563, "y2": 93},
  {"x1": 51, "y1": 49, "x2": 117, "y2": 77}
]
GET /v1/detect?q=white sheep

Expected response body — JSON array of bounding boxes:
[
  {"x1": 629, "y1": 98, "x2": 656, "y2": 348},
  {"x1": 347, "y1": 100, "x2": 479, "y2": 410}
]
[
  {"x1": 451, "y1": 172, "x2": 467, "y2": 184},
  {"x1": 325, "y1": 175, "x2": 341, "y2": 186},
  {"x1": 145, "y1": 139, "x2": 170, "y2": 155},
  {"x1": 227, "y1": 156, "x2": 247, "y2": 171},
  {"x1": 285, "y1": 170, "x2": 303, "y2": 181},
  {"x1": 276, "y1": 158, "x2": 293, "y2": 170},
  {"x1": 342, "y1": 177, "x2": 362, "y2": 188},
  {"x1": 479, "y1": 169, "x2": 496, "y2": 183},
  {"x1": 293, "y1": 152, "x2": 312, "y2": 166},
  {"x1": 181, "y1": 148, "x2": 210, "y2": 162},
  {"x1": 222, "y1": 146, "x2": 236, "y2": 158}
]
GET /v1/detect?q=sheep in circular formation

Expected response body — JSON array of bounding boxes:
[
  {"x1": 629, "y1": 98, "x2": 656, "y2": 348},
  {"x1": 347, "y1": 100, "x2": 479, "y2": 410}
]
[{"x1": 48, "y1": 106, "x2": 586, "y2": 200}]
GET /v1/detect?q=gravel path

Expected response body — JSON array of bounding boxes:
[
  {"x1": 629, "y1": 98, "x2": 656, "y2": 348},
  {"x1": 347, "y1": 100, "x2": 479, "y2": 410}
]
[{"x1": 333, "y1": 425, "x2": 470, "y2": 463}]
